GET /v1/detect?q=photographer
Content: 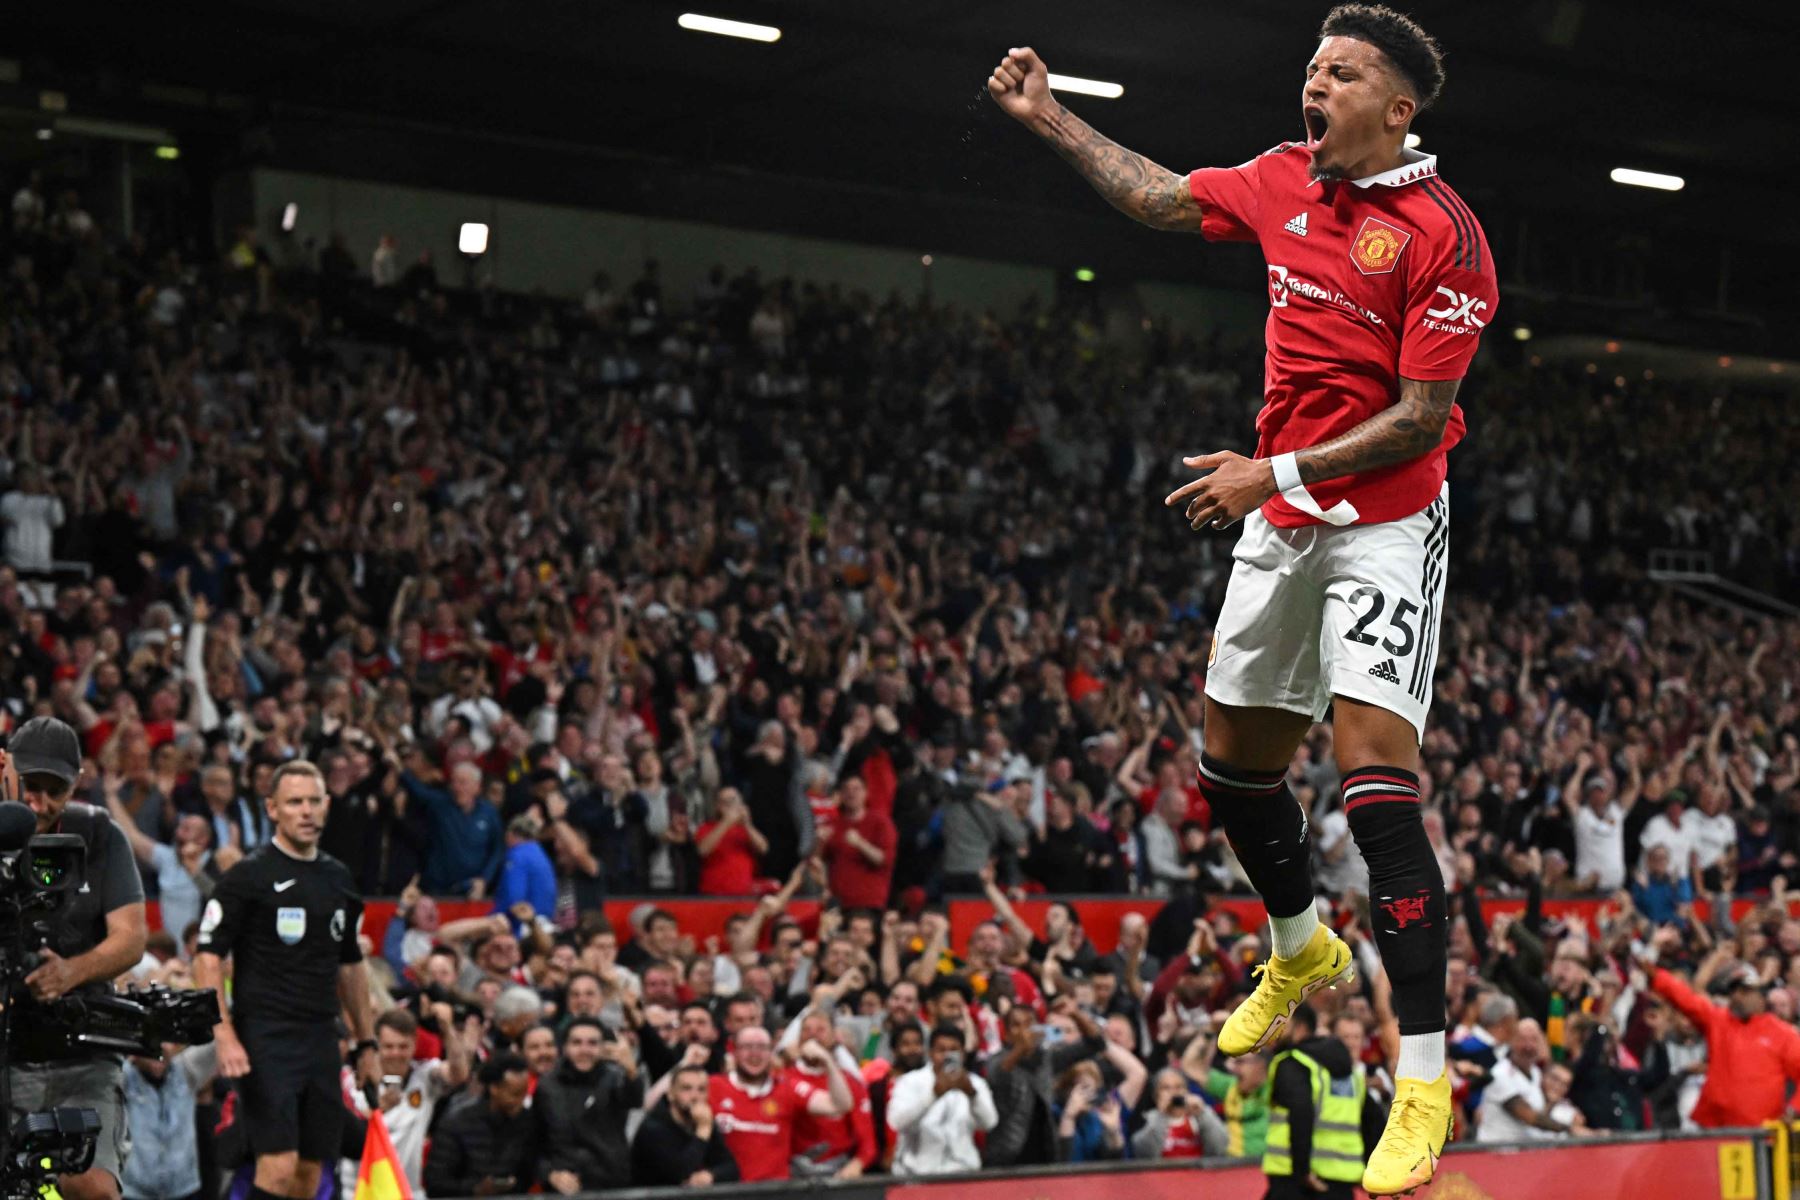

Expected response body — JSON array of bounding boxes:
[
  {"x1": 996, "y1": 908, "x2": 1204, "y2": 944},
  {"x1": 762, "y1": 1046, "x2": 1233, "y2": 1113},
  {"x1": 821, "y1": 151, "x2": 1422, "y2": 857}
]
[
  {"x1": 886, "y1": 1023, "x2": 998, "y2": 1176},
  {"x1": 193, "y1": 761, "x2": 376, "y2": 1200},
  {"x1": 1132, "y1": 1068, "x2": 1228, "y2": 1160},
  {"x1": 7, "y1": 717, "x2": 149, "y2": 1200}
]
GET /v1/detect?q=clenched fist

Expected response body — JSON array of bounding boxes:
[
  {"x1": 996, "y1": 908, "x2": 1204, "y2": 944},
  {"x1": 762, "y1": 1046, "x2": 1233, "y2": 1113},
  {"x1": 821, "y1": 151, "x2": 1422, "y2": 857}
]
[{"x1": 988, "y1": 47, "x2": 1056, "y2": 127}]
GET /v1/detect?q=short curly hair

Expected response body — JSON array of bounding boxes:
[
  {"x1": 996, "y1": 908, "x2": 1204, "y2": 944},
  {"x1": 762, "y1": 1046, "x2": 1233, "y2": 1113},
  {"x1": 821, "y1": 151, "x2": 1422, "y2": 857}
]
[{"x1": 1319, "y1": 4, "x2": 1446, "y2": 112}]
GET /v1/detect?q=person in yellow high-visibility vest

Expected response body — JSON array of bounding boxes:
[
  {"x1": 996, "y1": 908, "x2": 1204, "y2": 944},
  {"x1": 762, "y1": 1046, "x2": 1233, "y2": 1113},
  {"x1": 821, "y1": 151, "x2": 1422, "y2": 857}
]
[{"x1": 1262, "y1": 1005, "x2": 1365, "y2": 1199}]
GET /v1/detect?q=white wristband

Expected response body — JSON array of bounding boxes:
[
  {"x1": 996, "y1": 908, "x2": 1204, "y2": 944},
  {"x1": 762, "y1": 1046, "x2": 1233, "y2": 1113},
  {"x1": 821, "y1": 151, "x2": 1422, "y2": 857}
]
[
  {"x1": 1271, "y1": 451, "x2": 1304, "y2": 494},
  {"x1": 1267, "y1": 450, "x2": 1361, "y2": 527}
]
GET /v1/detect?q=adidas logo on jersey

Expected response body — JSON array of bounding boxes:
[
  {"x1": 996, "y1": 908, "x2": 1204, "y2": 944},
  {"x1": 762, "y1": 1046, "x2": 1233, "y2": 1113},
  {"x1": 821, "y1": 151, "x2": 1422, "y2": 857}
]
[
  {"x1": 1369, "y1": 658, "x2": 1401, "y2": 684},
  {"x1": 1284, "y1": 212, "x2": 1309, "y2": 237}
]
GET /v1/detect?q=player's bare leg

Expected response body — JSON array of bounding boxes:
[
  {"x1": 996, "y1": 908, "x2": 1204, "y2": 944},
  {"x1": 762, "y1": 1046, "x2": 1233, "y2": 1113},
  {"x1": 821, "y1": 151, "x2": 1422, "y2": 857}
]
[
  {"x1": 1334, "y1": 696, "x2": 1451, "y2": 1195},
  {"x1": 253, "y1": 1152, "x2": 321, "y2": 1200},
  {"x1": 1201, "y1": 699, "x2": 1357, "y2": 1055}
]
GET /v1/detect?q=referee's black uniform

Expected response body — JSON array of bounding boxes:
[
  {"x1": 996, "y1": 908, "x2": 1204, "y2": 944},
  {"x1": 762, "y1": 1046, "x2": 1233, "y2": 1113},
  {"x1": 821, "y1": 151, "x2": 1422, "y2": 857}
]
[{"x1": 197, "y1": 841, "x2": 365, "y2": 1162}]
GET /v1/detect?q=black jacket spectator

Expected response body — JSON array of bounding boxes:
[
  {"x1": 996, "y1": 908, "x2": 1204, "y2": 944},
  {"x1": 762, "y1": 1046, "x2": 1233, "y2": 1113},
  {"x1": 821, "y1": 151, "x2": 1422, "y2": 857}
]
[
  {"x1": 630, "y1": 1098, "x2": 741, "y2": 1188},
  {"x1": 533, "y1": 1054, "x2": 645, "y2": 1189},
  {"x1": 423, "y1": 1057, "x2": 536, "y2": 1197}
]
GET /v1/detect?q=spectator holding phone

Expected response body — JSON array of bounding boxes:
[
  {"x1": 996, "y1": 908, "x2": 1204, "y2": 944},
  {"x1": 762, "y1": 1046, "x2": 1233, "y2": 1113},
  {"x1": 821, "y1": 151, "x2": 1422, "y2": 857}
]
[
  {"x1": 1132, "y1": 1068, "x2": 1228, "y2": 1160},
  {"x1": 886, "y1": 1024, "x2": 998, "y2": 1176}
]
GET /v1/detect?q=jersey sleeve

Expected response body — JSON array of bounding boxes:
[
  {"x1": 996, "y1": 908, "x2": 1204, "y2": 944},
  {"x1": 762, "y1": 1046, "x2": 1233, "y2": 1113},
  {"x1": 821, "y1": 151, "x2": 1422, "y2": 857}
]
[
  {"x1": 1398, "y1": 222, "x2": 1499, "y2": 381},
  {"x1": 197, "y1": 865, "x2": 250, "y2": 957},
  {"x1": 1186, "y1": 147, "x2": 1284, "y2": 243}
]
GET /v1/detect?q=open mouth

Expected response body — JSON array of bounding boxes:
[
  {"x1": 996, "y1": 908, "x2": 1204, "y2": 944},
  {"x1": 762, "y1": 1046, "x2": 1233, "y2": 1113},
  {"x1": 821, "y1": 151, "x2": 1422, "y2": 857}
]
[{"x1": 1303, "y1": 105, "x2": 1329, "y2": 148}]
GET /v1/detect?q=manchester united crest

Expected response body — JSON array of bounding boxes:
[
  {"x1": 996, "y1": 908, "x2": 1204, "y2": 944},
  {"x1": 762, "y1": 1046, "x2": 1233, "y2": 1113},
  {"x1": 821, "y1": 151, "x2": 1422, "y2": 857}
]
[{"x1": 1350, "y1": 216, "x2": 1410, "y2": 275}]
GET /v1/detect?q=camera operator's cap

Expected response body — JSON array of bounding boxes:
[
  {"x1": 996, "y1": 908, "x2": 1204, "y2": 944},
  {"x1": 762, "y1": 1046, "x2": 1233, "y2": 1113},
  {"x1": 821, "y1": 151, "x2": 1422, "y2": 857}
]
[{"x1": 9, "y1": 716, "x2": 82, "y2": 784}]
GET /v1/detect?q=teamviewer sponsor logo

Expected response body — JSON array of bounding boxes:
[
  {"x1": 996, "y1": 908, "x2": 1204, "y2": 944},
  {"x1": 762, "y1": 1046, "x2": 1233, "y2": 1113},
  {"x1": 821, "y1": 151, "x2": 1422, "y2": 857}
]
[
  {"x1": 1422, "y1": 285, "x2": 1487, "y2": 334},
  {"x1": 1267, "y1": 265, "x2": 1384, "y2": 326}
]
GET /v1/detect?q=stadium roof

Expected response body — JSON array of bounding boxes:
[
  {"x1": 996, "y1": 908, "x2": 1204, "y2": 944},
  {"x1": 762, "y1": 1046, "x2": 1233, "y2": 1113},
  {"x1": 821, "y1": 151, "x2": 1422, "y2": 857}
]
[{"x1": 8, "y1": 0, "x2": 1796, "y2": 350}]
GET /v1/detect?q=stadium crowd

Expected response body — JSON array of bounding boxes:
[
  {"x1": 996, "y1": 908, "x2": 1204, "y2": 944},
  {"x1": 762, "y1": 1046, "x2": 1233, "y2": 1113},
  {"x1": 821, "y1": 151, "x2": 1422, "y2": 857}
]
[{"x1": 6, "y1": 177, "x2": 1800, "y2": 1198}]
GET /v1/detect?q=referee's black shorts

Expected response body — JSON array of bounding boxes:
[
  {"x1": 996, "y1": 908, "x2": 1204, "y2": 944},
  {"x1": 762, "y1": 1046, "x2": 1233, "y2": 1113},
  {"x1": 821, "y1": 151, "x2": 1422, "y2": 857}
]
[{"x1": 238, "y1": 1020, "x2": 344, "y2": 1161}]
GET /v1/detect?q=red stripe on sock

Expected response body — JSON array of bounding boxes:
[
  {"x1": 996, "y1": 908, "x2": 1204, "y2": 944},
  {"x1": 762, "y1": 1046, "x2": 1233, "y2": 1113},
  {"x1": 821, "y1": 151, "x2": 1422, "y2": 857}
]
[{"x1": 1343, "y1": 789, "x2": 1422, "y2": 813}]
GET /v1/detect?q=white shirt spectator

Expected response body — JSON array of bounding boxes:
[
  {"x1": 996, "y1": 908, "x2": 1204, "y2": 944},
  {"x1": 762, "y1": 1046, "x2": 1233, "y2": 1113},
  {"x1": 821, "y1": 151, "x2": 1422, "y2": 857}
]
[
  {"x1": 0, "y1": 488, "x2": 63, "y2": 573},
  {"x1": 1639, "y1": 812, "x2": 1697, "y2": 879},
  {"x1": 346, "y1": 1059, "x2": 454, "y2": 1195},
  {"x1": 372, "y1": 238, "x2": 399, "y2": 286},
  {"x1": 1683, "y1": 808, "x2": 1738, "y2": 874},
  {"x1": 1573, "y1": 801, "x2": 1627, "y2": 892},
  {"x1": 1314, "y1": 807, "x2": 1369, "y2": 897},
  {"x1": 886, "y1": 1063, "x2": 998, "y2": 1176},
  {"x1": 12, "y1": 183, "x2": 43, "y2": 231},
  {"x1": 424, "y1": 691, "x2": 504, "y2": 753},
  {"x1": 1477, "y1": 1053, "x2": 1552, "y2": 1144}
]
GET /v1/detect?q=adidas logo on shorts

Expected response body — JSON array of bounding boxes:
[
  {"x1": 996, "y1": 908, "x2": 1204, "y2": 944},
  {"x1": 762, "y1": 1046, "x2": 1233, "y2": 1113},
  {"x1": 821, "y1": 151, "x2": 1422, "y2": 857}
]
[{"x1": 1368, "y1": 658, "x2": 1401, "y2": 684}]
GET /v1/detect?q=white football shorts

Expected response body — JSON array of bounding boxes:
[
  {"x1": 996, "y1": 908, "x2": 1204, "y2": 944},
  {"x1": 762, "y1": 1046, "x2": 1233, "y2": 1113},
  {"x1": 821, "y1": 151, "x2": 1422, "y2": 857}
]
[{"x1": 1204, "y1": 484, "x2": 1449, "y2": 742}]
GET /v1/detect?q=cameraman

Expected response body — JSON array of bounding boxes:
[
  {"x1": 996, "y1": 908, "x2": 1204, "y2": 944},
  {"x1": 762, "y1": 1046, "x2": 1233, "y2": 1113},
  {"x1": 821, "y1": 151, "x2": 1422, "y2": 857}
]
[
  {"x1": 7, "y1": 717, "x2": 149, "y2": 1200},
  {"x1": 193, "y1": 762, "x2": 376, "y2": 1200}
]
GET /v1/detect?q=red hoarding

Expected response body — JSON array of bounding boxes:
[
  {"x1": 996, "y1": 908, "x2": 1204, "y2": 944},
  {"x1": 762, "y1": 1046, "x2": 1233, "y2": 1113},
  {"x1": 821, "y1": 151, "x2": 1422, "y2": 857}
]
[{"x1": 885, "y1": 1134, "x2": 1761, "y2": 1200}]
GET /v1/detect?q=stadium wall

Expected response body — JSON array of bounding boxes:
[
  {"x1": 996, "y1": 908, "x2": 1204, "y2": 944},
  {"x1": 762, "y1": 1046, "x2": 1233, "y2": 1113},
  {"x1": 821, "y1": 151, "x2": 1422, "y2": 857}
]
[
  {"x1": 149, "y1": 894, "x2": 1781, "y2": 952},
  {"x1": 247, "y1": 168, "x2": 1264, "y2": 336}
]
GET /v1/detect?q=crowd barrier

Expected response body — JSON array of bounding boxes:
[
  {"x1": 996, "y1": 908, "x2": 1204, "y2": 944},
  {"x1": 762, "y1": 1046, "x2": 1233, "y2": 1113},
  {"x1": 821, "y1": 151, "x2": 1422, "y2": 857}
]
[
  {"x1": 148, "y1": 894, "x2": 1792, "y2": 954},
  {"x1": 454, "y1": 1128, "x2": 1776, "y2": 1200}
]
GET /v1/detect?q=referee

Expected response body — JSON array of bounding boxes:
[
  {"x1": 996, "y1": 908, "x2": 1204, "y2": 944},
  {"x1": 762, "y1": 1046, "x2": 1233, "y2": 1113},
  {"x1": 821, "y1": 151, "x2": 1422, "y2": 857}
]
[{"x1": 193, "y1": 761, "x2": 376, "y2": 1200}]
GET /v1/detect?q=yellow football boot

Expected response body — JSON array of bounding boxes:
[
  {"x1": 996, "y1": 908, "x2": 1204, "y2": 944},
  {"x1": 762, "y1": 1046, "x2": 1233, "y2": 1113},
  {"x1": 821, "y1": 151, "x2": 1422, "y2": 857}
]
[
  {"x1": 1216, "y1": 925, "x2": 1355, "y2": 1057},
  {"x1": 1363, "y1": 1071, "x2": 1454, "y2": 1196}
]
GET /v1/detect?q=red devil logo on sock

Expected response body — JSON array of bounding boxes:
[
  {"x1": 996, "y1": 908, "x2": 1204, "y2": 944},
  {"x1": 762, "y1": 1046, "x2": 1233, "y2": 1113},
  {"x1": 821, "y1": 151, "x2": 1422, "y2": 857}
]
[{"x1": 1380, "y1": 892, "x2": 1433, "y2": 930}]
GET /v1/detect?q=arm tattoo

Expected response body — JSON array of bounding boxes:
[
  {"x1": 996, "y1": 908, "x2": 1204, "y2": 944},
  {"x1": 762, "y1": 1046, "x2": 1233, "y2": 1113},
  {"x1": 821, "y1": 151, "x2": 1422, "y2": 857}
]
[
  {"x1": 1294, "y1": 377, "x2": 1460, "y2": 484},
  {"x1": 1036, "y1": 104, "x2": 1201, "y2": 232}
]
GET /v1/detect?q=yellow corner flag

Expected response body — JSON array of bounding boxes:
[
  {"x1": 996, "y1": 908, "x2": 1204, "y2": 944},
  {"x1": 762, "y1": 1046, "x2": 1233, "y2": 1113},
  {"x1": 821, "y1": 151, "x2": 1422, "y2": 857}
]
[{"x1": 354, "y1": 1111, "x2": 415, "y2": 1200}]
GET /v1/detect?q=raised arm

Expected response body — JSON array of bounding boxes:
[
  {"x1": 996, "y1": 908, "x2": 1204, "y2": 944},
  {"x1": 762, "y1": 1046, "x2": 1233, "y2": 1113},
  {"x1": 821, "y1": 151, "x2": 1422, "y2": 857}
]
[{"x1": 988, "y1": 48, "x2": 1202, "y2": 232}]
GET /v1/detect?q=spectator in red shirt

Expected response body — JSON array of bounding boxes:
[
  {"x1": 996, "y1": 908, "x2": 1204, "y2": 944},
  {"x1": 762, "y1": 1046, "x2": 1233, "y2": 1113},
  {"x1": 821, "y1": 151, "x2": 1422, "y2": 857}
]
[
  {"x1": 786, "y1": 1012, "x2": 877, "y2": 1179},
  {"x1": 707, "y1": 1026, "x2": 852, "y2": 1181},
  {"x1": 1638, "y1": 929, "x2": 1800, "y2": 1128},
  {"x1": 824, "y1": 777, "x2": 897, "y2": 910},
  {"x1": 697, "y1": 789, "x2": 767, "y2": 895}
]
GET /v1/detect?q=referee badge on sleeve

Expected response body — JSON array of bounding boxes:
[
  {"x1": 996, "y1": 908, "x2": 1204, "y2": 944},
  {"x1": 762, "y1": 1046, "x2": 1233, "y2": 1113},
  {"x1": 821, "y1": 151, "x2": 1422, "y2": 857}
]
[{"x1": 277, "y1": 906, "x2": 307, "y2": 945}]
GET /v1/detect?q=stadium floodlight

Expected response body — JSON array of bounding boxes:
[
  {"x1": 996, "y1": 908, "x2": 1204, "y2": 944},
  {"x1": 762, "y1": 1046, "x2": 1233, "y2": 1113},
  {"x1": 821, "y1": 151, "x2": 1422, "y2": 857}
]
[
  {"x1": 1048, "y1": 73, "x2": 1124, "y2": 99},
  {"x1": 281, "y1": 203, "x2": 298, "y2": 232},
  {"x1": 1512, "y1": 326, "x2": 1531, "y2": 342},
  {"x1": 1074, "y1": 268, "x2": 1096, "y2": 282},
  {"x1": 1404, "y1": 133, "x2": 1421, "y2": 150},
  {"x1": 1610, "y1": 167, "x2": 1683, "y2": 192},
  {"x1": 458, "y1": 222, "x2": 490, "y2": 255},
  {"x1": 678, "y1": 13, "x2": 781, "y2": 42},
  {"x1": 154, "y1": 145, "x2": 179, "y2": 160},
  {"x1": 34, "y1": 128, "x2": 50, "y2": 141}
]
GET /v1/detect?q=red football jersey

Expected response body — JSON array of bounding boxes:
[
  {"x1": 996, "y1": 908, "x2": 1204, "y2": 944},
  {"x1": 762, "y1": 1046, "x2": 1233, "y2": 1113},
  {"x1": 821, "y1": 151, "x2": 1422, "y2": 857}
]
[
  {"x1": 1188, "y1": 144, "x2": 1498, "y2": 527},
  {"x1": 789, "y1": 1064, "x2": 876, "y2": 1170},
  {"x1": 709, "y1": 1070, "x2": 818, "y2": 1181}
]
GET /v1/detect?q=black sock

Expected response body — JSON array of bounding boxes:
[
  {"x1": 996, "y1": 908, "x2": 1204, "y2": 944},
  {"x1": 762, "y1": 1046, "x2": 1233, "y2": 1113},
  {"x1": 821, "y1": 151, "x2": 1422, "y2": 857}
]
[
  {"x1": 250, "y1": 1186, "x2": 289, "y2": 1200},
  {"x1": 1196, "y1": 753, "x2": 1316, "y2": 919},
  {"x1": 1343, "y1": 765, "x2": 1447, "y2": 1036}
]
